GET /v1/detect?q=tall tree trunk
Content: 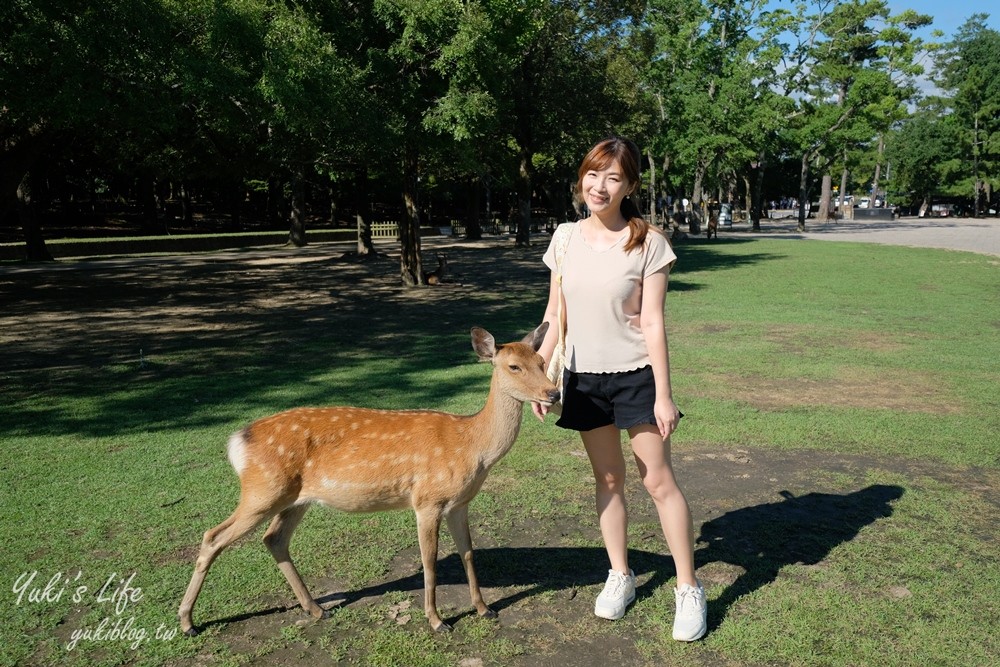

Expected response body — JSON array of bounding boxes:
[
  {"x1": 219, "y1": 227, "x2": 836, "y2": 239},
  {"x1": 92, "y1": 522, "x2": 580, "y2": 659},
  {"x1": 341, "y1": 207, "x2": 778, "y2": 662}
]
[
  {"x1": 818, "y1": 173, "x2": 833, "y2": 222},
  {"x1": 838, "y1": 151, "x2": 850, "y2": 219},
  {"x1": 399, "y1": 147, "x2": 423, "y2": 286},
  {"x1": 354, "y1": 167, "x2": 374, "y2": 255},
  {"x1": 647, "y1": 149, "x2": 657, "y2": 225},
  {"x1": 465, "y1": 176, "x2": 482, "y2": 240},
  {"x1": 743, "y1": 174, "x2": 754, "y2": 228},
  {"x1": 797, "y1": 153, "x2": 809, "y2": 232},
  {"x1": 871, "y1": 133, "x2": 885, "y2": 206},
  {"x1": 288, "y1": 167, "x2": 307, "y2": 247},
  {"x1": 327, "y1": 182, "x2": 337, "y2": 225},
  {"x1": 515, "y1": 148, "x2": 533, "y2": 247},
  {"x1": 17, "y1": 172, "x2": 53, "y2": 261},
  {"x1": 690, "y1": 159, "x2": 705, "y2": 234},
  {"x1": 752, "y1": 153, "x2": 766, "y2": 232},
  {"x1": 138, "y1": 174, "x2": 157, "y2": 228},
  {"x1": 230, "y1": 182, "x2": 242, "y2": 231},
  {"x1": 267, "y1": 178, "x2": 281, "y2": 227},
  {"x1": 180, "y1": 182, "x2": 193, "y2": 226}
]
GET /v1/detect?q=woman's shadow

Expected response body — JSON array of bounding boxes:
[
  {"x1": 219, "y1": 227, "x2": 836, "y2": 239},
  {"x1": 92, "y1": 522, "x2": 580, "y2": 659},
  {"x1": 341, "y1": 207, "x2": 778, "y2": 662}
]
[{"x1": 692, "y1": 484, "x2": 904, "y2": 626}]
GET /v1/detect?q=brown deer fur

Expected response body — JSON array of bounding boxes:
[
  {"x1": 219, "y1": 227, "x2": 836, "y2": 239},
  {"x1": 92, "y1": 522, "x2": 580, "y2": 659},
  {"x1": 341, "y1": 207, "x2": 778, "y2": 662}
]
[
  {"x1": 178, "y1": 323, "x2": 559, "y2": 635},
  {"x1": 424, "y1": 253, "x2": 448, "y2": 285}
]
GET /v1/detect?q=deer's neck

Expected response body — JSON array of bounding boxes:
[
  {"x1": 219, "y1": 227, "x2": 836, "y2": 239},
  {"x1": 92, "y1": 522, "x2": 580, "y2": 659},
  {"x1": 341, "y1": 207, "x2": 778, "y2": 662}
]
[{"x1": 467, "y1": 377, "x2": 524, "y2": 470}]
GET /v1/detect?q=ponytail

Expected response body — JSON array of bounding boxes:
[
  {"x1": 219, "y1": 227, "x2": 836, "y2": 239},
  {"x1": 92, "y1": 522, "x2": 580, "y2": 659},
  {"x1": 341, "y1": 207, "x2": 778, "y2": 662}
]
[{"x1": 621, "y1": 195, "x2": 652, "y2": 254}]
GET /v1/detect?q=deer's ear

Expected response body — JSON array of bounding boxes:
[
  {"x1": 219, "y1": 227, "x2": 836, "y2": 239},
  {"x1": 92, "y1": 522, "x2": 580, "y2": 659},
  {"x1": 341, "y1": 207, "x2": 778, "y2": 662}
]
[
  {"x1": 471, "y1": 327, "x2": 496, "y2": 361},
  {"x1": 522, "y1": 322, "x2": 549, "y2": 352}
]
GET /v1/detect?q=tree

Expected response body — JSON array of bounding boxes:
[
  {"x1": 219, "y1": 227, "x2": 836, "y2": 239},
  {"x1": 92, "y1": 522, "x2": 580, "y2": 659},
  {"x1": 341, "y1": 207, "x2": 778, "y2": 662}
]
[
  {"x1": 777, "y1": 0, "x2": 929, "y2": 230},
  {"x1": 1, "y1": 0, "x2": 182, "y2": 259},
  {"x1": 885, "y1": 103, "x2": 963, "y2": 209},
  {"x1": 933, "y1": 15, "x2": 1000, "y2": 215},
  {"x1": 428, "y1": 0, "x2": 643, "y2": 247}
]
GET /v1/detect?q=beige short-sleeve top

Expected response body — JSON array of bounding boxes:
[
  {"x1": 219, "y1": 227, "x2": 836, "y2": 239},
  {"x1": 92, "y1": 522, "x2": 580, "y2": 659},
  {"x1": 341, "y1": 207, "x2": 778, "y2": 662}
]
[{"x1": 543, "y1": 222, "x2": 676, "y2": 373}]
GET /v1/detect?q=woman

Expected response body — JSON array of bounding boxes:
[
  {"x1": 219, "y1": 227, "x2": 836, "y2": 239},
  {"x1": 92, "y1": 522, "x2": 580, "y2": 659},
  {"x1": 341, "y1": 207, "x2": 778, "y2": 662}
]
[{"x1": 534, "y1": 137, "x2": 707, "y2": 641}]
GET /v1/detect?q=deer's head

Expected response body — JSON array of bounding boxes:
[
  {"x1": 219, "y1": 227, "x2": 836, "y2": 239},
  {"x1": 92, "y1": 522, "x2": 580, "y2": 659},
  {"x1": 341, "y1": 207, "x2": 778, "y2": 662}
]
[{"x1": 471, "y1": 324, "x2": 559, "y2": 407}]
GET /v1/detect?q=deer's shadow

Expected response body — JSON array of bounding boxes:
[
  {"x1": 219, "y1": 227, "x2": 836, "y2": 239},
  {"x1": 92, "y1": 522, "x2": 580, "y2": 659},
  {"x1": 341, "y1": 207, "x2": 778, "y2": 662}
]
[{"x1": 205, "y1": 484, "x2": 904, "y2": 630}]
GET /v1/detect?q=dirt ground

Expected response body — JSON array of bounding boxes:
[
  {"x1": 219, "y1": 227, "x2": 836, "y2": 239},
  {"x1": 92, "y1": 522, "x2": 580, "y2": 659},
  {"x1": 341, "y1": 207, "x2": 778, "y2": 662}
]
[{"x1": 3, "y1": 237, "x2": 997, "y2": 666}]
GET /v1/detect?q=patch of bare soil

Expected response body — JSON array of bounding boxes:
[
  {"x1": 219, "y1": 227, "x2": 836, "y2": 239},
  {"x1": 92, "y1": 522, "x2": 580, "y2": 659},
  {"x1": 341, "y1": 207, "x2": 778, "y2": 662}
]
[{"x1": 3, "y1": 239, "x2": 996, "y2": 667}]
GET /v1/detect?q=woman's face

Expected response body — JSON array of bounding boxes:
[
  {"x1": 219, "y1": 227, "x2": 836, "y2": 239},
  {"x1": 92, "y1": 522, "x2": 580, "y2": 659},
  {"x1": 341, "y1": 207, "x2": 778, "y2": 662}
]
[{"x1": 581, "y1": 159, "x2": 632, "y2": 216}]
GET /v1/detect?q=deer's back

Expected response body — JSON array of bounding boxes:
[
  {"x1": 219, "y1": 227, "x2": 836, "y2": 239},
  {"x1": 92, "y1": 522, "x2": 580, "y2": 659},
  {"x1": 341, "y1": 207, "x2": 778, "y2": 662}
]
[{"x1": 230, "y1": 406, "x2": 483, "y2": 512}]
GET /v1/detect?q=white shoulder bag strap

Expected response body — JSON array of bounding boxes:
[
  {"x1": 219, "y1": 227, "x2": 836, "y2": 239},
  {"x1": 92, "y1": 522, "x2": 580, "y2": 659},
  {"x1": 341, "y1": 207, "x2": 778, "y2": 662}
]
[{"x1": 546, "y1": 224, "x2": 573, "y2": 394}]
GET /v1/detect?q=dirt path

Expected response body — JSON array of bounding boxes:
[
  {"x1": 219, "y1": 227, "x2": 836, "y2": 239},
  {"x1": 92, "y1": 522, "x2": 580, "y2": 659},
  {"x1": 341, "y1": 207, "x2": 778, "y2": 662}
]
[{"x1": 729, "y1": 214, "x2": 1000, "y2": 256}]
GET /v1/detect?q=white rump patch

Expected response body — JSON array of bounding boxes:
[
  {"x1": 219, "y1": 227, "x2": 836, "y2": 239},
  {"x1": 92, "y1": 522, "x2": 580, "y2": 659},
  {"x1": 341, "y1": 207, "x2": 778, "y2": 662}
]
[{"x1": 227, "y1": 431, "x2": 249, "y2": 475}]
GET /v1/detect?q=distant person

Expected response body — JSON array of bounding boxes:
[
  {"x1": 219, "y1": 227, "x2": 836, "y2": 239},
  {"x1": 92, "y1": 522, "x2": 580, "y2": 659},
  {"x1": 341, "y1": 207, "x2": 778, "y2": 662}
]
[{"x1": 534, "y1": 137, "x2": 707, "y2": 642}]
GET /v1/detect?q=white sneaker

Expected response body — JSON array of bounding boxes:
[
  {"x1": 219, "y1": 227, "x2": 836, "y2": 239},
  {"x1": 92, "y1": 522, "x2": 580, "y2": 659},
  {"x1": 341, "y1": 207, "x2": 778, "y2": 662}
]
[
  {"x1": 594, "y1": 569, "x2": 636, "y2": 620},
  {"x1": 672, "y1": 581, "x2": 707, "y2": 641}
]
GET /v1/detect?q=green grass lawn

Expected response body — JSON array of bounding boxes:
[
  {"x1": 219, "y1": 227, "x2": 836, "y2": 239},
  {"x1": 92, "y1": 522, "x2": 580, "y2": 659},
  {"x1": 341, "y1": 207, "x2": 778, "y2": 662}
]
[{"x1": 1, "y1": 236, "x2": 997, "y2": 666}]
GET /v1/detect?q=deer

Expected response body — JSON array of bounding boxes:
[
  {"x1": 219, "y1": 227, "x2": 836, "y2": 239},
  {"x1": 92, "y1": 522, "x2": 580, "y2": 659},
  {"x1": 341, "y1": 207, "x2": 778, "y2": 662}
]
[
  {"x1": 424, "y1": 253, "x2": 449, "y2": 285},
  {"x1": 178, "y1": 323, "x2": 559, "y2": 636},
  {"x1": 706, "y1": 210, "x2": 718, "y2": 240}
]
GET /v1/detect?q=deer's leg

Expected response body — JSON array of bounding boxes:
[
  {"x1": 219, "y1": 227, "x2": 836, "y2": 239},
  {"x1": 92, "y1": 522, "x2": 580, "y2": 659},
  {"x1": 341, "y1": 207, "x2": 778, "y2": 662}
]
[
  {"x1": 415, "y1": 505, "x2": 448, "y2": 631},
  {"x1": 178, "y1": 504, "x2": 276, "y2": 636},
  {"x1": 446, "y1": 504, "x2": 496, "y2": 619},
  {"x1": 263, "y1": 504, "x2": 326, "y2": 620}
]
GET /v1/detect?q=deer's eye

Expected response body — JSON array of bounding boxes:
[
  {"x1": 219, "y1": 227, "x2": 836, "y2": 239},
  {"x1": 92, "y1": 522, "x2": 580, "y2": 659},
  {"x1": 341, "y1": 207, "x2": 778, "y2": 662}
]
[{"x1": 508, "y1": 364, "x2": 522, "y2": 373}]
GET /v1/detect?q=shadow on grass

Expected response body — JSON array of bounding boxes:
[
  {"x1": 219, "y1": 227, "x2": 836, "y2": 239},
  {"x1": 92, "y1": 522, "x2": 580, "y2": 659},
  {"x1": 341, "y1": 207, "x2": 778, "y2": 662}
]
[
  {"x1": 695, "y1": 484, "x2": 904, "y2": 629},
  {"x1": 1, "y1": 238, "x2": 784, "y2": 439},
  {"x1": 669, "y1": 238, "x2": 785, "y2": 292},
  {"x1": 189, "y1": 484, "x2": 903, "y2": 633}
]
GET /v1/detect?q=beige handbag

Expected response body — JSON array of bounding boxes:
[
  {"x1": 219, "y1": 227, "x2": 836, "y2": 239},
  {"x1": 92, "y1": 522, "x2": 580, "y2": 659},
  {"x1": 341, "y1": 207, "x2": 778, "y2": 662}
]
[{"x1": 546, "y1": 224, "x2": 573, "y2": 414}]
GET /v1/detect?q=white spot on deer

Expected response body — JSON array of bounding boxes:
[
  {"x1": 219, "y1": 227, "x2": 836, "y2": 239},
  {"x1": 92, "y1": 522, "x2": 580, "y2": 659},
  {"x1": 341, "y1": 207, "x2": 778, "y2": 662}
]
[
  {"x1": 277, "y1": 445, "x2": 285, "y2": 456},
  {"x1": 291, "y1": 423, "x2": 299, "y2": 432},
  {"x1": 227, "y1": 432, "x2": 248, "y2": 475},
  {"x1": 305, "y1": 459, "x2": 313, "y2": 468},
  {"x1": 266, "y1": 436, "x2": 275, "y2": 446}
]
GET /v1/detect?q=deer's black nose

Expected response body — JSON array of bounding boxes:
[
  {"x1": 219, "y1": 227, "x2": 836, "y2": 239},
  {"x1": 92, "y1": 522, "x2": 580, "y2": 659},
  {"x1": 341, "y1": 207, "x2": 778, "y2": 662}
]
[{"x1": 547, "y1": 389, "x2": 561, "y2": 404}]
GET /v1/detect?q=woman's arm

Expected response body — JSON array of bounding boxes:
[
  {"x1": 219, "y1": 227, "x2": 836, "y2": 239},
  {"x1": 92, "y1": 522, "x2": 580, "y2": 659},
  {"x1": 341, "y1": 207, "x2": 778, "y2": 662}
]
[{"x1": 639, "y1": 269, "x2": 681, "y2": 438}]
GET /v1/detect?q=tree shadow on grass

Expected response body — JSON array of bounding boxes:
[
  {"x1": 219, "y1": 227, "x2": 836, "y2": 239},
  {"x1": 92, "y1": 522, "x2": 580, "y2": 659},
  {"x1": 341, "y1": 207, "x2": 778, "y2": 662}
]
[
  {"x1": 194, "y1": 484, "x2": 903, "y2": 633},
  {"x1": 0, "y1": 236, "x2": 791, "y2": 438}
]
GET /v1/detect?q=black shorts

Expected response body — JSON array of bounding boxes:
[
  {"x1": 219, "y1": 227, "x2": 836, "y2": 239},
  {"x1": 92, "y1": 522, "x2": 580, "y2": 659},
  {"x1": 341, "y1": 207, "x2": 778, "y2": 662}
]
[{"x1": 556, "y1": 365, "x2": 658, "y2": 432}]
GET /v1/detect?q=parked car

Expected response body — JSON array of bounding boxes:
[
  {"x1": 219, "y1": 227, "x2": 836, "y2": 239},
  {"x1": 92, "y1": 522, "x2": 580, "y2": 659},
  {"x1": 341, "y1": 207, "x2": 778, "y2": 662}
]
[
  {"x1": 719, "y1": 203, "x2": 732, "y2": 227},
  {"x1": 931, "y1": 203, "x2": 954, "y2": 217}
]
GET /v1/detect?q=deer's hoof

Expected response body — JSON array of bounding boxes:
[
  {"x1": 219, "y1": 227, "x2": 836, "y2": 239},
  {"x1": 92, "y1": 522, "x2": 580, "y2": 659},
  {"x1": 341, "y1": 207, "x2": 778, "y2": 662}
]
[
  {"x1": 183, "y1": 627, "x2": 200, "y2": 638},
  {"x1": 480, "y1": 608, "x2": 498, "y2": 620},
  {"x1": 433, "y1": 621, "x2": 453, "y2": 633}
]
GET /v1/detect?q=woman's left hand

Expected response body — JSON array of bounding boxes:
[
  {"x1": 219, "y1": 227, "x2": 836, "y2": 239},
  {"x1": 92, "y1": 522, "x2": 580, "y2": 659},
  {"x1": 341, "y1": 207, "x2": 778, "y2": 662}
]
[{"x1": 654, "y1": 397, "x2": 682, "y2": 438}]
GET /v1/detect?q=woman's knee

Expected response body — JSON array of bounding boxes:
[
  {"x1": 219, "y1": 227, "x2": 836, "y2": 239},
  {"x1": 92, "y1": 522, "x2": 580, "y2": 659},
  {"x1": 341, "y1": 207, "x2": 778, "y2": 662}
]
[
  {"x1": 593, "y1": 468, "x2": 626, "y2": 493},
  {"x1": 641, "y1": 469, "x2": 682, "y2": 502}
]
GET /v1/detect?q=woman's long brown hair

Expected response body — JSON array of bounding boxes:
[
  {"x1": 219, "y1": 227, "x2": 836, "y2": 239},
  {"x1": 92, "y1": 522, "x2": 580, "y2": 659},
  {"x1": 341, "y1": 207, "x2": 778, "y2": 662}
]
[{"x1": 576, "y1": 137, "x2": 657, "y2": 253}]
